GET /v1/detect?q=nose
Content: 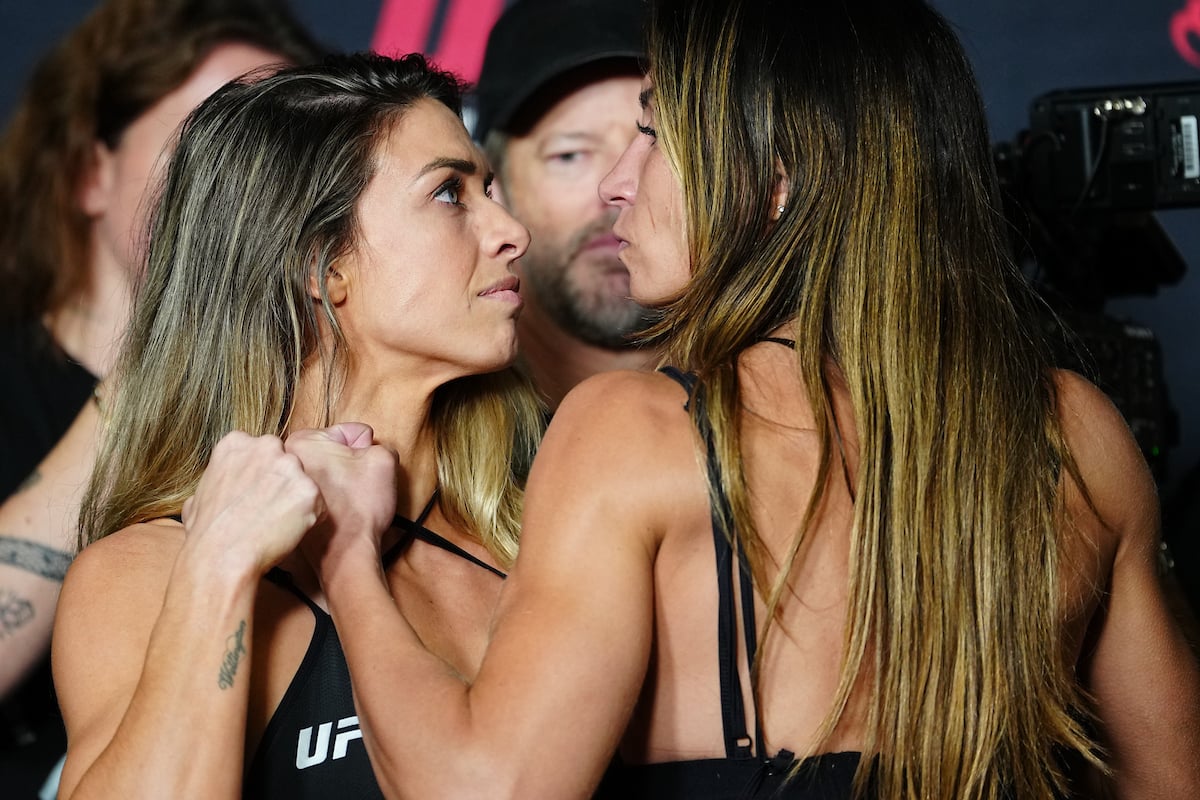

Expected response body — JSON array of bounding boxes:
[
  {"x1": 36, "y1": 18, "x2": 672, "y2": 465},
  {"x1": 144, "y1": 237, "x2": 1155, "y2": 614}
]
[
  {"x1": 487, "y1": 201, "x2": 530, "y2": 262},
  {"x1": 600, "y1": 138, "x2": 640, "y2": 209}
]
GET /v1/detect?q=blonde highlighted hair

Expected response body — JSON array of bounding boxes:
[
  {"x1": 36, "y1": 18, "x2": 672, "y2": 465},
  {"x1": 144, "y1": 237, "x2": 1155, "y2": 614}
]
[
  {"x1": 80, "y1": 53, "x2": 542, "y2": 568},
  {"x1": 647, "y1": 0, "x2": 1098, "y2": 796}
]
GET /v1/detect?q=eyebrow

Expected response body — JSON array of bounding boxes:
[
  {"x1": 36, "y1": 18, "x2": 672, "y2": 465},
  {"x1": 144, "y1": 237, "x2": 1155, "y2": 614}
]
[
  {"x1": 638, "y1": 87, "x2": 654, "y2": 110},
  {"x1": 415, "y1": 156, "x2": 478, "y2": 180}
]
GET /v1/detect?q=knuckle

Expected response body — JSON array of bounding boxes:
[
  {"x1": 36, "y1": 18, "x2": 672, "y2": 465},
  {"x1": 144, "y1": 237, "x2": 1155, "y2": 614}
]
[{"x1": 213, "y1": 430, "x2": 246, "y2": 455}]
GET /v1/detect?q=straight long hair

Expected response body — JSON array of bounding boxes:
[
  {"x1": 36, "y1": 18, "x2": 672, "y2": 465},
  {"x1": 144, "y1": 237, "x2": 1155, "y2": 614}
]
[
  {"x1": 80, "y1": 53, "x2": 543, "y2": 568},
  {"x1": 647, "y1": 0, "x2": 1099, "y2": 796}
]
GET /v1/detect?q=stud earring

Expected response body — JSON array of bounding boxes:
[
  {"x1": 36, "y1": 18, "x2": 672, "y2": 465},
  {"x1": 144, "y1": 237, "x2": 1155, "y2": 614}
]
[{"x1": 776, "y1": 205, "x2": 785, "y2": 214}]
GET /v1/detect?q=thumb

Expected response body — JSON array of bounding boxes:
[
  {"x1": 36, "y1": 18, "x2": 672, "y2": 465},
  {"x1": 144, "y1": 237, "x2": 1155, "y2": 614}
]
[{"x1": 324, "y1": 421, "x2": 375, "y2": 450}]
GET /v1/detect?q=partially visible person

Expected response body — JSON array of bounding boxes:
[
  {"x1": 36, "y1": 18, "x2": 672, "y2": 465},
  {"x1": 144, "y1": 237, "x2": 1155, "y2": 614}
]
[
  {"x1": 270, "y1": 0, "x2": 1200, "y2": 798},
  {"x1": 52, "y1": 51, "x2": 542, "y2": 798},
  {"x1": 0, "y1": 0, "x2": 321, "y2": 792},
  {"x1": 473, "y1": 0, "x2": 656, "y2": 410}
]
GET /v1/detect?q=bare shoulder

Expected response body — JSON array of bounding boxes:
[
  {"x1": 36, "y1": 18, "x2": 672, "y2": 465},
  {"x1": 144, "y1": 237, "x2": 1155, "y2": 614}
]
[
  {"x1": 550, "y1": 369, "x2": 694, "y2": 444},
  {"x1": 542, "y1": 370, "x2": 698, "y2": 483},
  {"x1": 61, "y1": 520, "x2": 185, "y2": 608},
  {"x1": 55, "y1": 520, "x2": 184, "y2": 690},
  {"x1": 1051, "y1": 368, "x2": 1157, "y2": 541},
  {"x1": 528, "y1": 369, "x2": 702, "y2": 543}
]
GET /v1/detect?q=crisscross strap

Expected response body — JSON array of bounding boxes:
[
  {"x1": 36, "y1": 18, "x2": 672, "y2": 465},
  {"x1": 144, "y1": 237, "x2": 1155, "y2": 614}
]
[
  {"x1": 658, "y1": 366, "x2": 763, "y2": 760},
  {"x1": 381, "y1": 489, "x2": 506, "y2": 579}
]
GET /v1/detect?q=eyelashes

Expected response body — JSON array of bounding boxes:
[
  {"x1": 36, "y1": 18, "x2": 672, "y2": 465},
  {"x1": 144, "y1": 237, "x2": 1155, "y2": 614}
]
[
  {"x1": 433, "y1": 177, "x2": 463, "y2": 205},
  {"x1": 636, "y1": 122, "x2": 657, "y2": 138},
  {"x1": 433, "y1": 174, "x2": 496, "y2": 206}
]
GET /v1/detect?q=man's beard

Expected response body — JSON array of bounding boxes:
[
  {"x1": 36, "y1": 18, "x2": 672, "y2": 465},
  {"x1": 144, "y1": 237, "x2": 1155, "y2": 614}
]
[{"x1": 521, "y1": 214, "x2": 656, "y2": 349}]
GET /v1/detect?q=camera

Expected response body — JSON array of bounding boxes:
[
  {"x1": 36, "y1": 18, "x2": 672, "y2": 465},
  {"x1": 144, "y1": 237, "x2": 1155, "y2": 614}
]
[{"x1": 994, "y1": 81, "x2": 1200, "y2": 484}]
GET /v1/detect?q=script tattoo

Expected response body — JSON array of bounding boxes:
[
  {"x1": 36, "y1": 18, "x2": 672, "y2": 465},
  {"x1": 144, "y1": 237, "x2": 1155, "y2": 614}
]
[
  {"x1": 217, "y1": 620, "x2": 248, "y2": 690},
  {"x1": 0, "y1": 589, "x2": 35, "y2": 639},
  {"x1": 0, "y1": 536, "x2": 72, "y2": 581}
]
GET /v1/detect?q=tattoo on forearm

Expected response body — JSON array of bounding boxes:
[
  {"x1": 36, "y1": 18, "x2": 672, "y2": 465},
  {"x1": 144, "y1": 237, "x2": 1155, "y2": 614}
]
[
  {"x1": 0, "y1": 536, "x2": 72, "y2": 581},
  {"x1": 0, "y1": 589, "x2": 35, "y2": 639},
  {"x1": 217, "y1": 620, "x2": 248, "y2": 690},
  {"x1": 16, "y1": 470, "x2": 42, "y2": 494}
]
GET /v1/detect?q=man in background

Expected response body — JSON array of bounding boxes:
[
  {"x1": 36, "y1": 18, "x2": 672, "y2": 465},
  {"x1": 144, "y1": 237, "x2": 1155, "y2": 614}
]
[{"x1": 473, "y1": 0, "x2": 656, "y2": 410}]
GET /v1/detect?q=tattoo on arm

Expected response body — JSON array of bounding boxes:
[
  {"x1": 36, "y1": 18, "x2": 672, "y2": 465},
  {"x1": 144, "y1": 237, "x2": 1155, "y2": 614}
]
[
  {"x1": 218, "y1": 620, "x2": 248, "y2": 690},
  {"x1": 0, "y1": 589, "x2": 35, "y2": 639},
  {"x1": 0, "y1": 536, "x2": 72, "y2": 581}
]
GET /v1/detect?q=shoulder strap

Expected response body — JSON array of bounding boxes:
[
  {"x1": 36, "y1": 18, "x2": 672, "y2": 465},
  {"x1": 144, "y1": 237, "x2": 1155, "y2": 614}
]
[
  {"x1": 386, "y1": 518, "x2": 507, "y2": 579},
  {"x1": 168, "y1": 513, "x2": 326, "y2": 618},
  {"x1": 264, "y1": 567, "x2": 326, "y2": 616},
  {"x1": 681, "y1": 371, "x2": 764, "y2": 761},
  {"x1": 657, "y1": 365, "x2": 698, "y2": 410},
  {"x1": 381, "y1": 490, "x2": 506, "y2": 580}
]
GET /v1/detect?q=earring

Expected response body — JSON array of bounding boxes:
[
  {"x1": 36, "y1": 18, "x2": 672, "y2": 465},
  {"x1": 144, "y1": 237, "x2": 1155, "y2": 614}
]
[{"x1": 776, "y1": 205, "x2": 785, "y2": 214}]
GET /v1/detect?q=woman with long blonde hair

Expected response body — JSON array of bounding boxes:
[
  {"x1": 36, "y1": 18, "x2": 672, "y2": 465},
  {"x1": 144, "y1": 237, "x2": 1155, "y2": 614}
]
[
  {"x1": 234, "y1": 1, "x2": 1200, "y2": 798},
  {"x1": 51, "y1": 52, "x2": 542, "y2": 798}
]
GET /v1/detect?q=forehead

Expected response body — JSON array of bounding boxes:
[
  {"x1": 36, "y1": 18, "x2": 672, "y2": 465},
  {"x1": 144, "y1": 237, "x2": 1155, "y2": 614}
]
[
  {"x1": 523, "y1": 73, "x2": 643, "y2": 138},
  {"x1": 374, "y1": 98, "x2": 483, "y2": 177}
]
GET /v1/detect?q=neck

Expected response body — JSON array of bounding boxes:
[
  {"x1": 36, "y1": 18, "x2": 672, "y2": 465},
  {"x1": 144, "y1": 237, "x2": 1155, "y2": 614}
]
[
  {"x1": 44, "y1": 239, "x2": 133, "y2": 378},
  {"x1": 517, "y1": 311, "x2": 656, "y2": 411},
  {"x1": 290, "y1": 356, "x2": 440, "y2": 521}
]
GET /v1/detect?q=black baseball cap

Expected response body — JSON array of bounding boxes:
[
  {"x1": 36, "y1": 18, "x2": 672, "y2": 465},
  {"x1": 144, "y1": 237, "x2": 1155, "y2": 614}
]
[{"x1": 473, "y1": 0, "x2": 647, "y2": 141}]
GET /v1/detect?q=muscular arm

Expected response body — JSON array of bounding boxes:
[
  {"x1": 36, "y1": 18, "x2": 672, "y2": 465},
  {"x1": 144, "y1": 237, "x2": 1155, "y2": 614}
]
[
  {"x1": 304, "y1": 372, "x2": 690, "y2": 799},
  {"x1": 52, "y1": 433, "x2": 321, "y2": 799},
  {"x1": 0, "y1": 397, "x2": 100, "y2": 697},
  {"x1": 1060, "y1": 371, "x2": 1200, "y2": 798}
]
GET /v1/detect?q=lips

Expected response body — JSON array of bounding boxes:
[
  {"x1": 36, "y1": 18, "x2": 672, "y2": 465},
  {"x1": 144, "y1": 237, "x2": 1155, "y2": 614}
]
[
  {"x1": 582, "y1": 233, "x2": 623, "y2": 252},
  {"x1": 479, "y1": 275, "x2": 522, "y2": 306},
  {"x1": 480, "y1": 275, "x2": 519, "y2": 295}
]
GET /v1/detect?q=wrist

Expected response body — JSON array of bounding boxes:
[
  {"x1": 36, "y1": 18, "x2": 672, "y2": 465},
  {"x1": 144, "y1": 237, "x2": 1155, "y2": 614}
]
[
  {"x1": 318, "y1": 546, "x2": 387, "y2": 603},
  {"x1": 175, "y1": 533, "x2": 267, "y2": 589}
]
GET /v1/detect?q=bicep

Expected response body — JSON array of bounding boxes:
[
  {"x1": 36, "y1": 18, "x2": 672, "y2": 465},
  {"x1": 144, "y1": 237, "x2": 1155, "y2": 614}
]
[{"x1": 1059, "y1": 372, "x2": 1200, "y2": 794}]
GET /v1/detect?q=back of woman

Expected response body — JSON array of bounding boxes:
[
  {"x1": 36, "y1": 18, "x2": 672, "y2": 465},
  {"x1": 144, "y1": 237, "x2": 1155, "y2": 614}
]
[
  {"x1": 591, "y1": 347, "x2": 867, "y2": 796},
  {"x1": 591, "y1": 0, "x2": 1200, "y2": 796}
]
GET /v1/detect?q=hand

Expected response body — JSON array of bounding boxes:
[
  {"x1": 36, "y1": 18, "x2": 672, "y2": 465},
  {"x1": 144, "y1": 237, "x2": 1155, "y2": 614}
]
[
  {"x1": 181, "y1": 431, "x2": 323, "y2": 574},
  {"x1": 284, "y1": 423, "x2": 398, "y2": 584}
]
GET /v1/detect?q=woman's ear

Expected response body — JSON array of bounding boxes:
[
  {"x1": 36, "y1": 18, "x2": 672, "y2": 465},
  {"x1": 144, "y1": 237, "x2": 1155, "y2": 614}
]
[
  {"x1": 78, "y1": 141, "x2": 116, "y2": 216},
  {"x1": 769, "y1": 158, "x2": 791, "y2": 221},
  {"x1": 309, "y1": 262, "x2": 348, "y2": 305}
]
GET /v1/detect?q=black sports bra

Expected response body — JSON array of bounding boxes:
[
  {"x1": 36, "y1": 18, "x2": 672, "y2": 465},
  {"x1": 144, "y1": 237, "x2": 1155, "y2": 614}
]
[{"x1": 243, "y1": 495, "x2": 505, "y2": 798}]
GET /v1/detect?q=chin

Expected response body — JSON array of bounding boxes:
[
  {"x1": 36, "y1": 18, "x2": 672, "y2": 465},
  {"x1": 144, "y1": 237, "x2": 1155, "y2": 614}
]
[{"x1": 477, "y1": 339, "x2": 520, "y2": 375}]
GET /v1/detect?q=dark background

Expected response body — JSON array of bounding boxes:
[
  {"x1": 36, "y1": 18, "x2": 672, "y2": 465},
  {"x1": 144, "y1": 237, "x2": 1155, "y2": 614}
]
[{"x1": 2, "y1": 0, "x2": 1198, "y2": 501}]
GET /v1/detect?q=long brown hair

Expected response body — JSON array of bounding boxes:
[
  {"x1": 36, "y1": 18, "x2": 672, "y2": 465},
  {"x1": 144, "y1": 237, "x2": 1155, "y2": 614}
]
[
  {"x1": 80, "y1": 53, "x2": 543, "y2": 569},
  {"x1": 0, "y1": 0, "x2": 322, "y2": 324},
  {"x1": 647, "y1": 0, "x2": 1099, "y2": 796}
]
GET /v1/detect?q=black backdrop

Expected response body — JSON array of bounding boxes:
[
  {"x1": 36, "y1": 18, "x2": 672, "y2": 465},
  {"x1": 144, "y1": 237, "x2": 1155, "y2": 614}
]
[{"x1": 3, "y1": 0, "x2": 1199, "y2": 500}]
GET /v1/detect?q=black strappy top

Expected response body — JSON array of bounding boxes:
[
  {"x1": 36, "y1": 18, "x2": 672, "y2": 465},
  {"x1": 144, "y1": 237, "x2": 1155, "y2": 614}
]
[
  {"x1": 242, "y1": 498, "x2": 505, "y2": 799},
  {"x1": 594, "y1": 367, "x2": 864, "y2": 800}
]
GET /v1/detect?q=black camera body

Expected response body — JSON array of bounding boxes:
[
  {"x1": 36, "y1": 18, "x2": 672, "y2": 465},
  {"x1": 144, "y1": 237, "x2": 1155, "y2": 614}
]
[
  {"x1": 1020, "y1": 81, "x2": 1200, "y2": 212},
  {"x1": 992, "y1": 82, "x2": 1200, "y2": 484}
]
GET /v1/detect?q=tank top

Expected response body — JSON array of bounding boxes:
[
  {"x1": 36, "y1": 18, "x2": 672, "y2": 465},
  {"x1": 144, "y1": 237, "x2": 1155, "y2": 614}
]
[
  {"x1": 594, "y1": 366, "x2": 865, "y2": 799},
  {"x1": 242, "y1": 496, "x2": 504, "y2": 798}
]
